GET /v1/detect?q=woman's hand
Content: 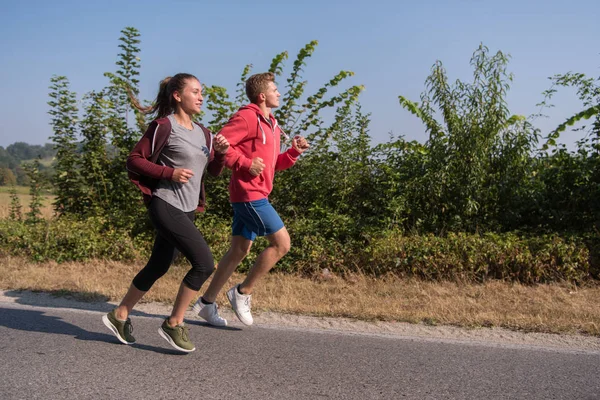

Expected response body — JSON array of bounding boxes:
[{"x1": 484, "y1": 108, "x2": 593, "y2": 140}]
[
  {"x1": 172, "y1": 168, "x2": 194, "y2": 183},
  {"x1": 214, "y1": 134, "x2": 230, "y2": 154}
]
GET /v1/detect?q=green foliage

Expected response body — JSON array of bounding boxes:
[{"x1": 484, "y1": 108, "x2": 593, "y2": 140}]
[
  {"x1": 397, "y1": 45, "x2": 540, "y2": 233},
  {"x1": 102, "y1": 27, "x2": 146, "y2": 229},
  {"x1": 8, "y1": 184, "x2": 22, "y2": 221},
  {"x1": 272, "y1": 104, "x2": 381, "y2": 239},
  {"x1": 5, "y1": 142, "x2": 56, "y2": 161},
  {"x1": 534, "y1": 66, "x2": 600, "y2": 232},
  {"x1": 541, "y1": 71, "x2": 600, "y2": 150},
  {"x1": 0, "y1": 217, "x2": 142, "y2": 262},
  {"x1": 104, "y1": 27, "x2": 144, "y2": 133},
  {"x1": 367, "y1": 231, "x2": 592, "y2": 284},
  {"x1": 202, "y1": 85, "x2": 237, "y2": 132},
  {"x1": 22, "y1": 159, "x2": 45, "y2": 224},
  {"x1": 0, "y1": 167, "x2": 16, "y2": 186},
  {"x1": 0, "y1": 216, "x2": 593, "y2": 284},
  {"x1": 30, "y1": 26, "x2": 600, "y2": 284},
  {"x1": 48, "y1": 75, "x2": 82, "y2": 215},
  {"x1": 79, "y1": 91, "x2": 112, "y2": 218}
]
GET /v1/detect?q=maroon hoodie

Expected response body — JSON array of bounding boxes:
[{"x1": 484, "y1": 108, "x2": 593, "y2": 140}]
[{"x1": 127, "y1": 117, "x2": 225, "y2": 212}]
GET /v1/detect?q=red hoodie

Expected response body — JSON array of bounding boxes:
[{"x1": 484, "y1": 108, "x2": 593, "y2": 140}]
[{"x1": 221, "y1": 104, "x2": 301, "y2": 202}]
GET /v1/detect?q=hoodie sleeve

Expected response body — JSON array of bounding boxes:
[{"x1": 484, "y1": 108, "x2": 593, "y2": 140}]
[
  {"x1": 275, "y1": 147, "x2": 301, "y2": 171},
  {"x1": 207, "y1": 150, "x2": 226, "y2": 177},
  {"x1": 220, "y1": 114, "x2": 254, "y2": 171},
  {"x1": 126, "y1": 121, "x2": 175, "y2": 181}
]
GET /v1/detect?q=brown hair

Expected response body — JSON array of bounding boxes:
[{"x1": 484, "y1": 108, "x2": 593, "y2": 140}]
[
  {"x1": 245, "y1": 72, "x2": 275, "y2": 104},
  {"x1": 128, "y1": 73, "x2": 198, "y2": 119}
]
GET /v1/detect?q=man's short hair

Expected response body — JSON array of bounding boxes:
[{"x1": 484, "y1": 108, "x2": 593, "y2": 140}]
[{"x1": 246, "y1": 72, "x2": 275, "y2": 103}]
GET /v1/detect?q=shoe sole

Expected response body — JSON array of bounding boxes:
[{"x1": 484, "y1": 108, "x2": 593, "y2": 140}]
[
  {"x1": 227, "y1": 289, "x2": 253, "y2": 326},
  {"x1": 192, "y1": 302, "x2": 228, "y2": 327},
  {"x1": 102, "y1": 315, "x2": 134, "y2": 345},
  {"x1": 158, "y1": 327, "x2": 196, "y2": 353}
]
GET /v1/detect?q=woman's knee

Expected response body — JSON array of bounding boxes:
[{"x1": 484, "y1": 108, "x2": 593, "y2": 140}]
[
  {"x1": 184, "y1": 263, "x2": 215, "y2": 290},
  {"x1": 132, "y1": 268, "x2": 168, "y2": 292}
]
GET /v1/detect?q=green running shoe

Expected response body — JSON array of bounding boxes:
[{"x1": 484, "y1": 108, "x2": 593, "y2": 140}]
[
  {"x1": 102, "y1": 309, "x2": 135, "y2": 344},
  {"x1": 158, "y1": 319, "x2": 195, "y2": 353}
]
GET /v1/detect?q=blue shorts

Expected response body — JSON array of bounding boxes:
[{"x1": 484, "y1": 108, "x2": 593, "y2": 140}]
[{"x1": 231, "y1": 198, "x2": 285, "y2": 241}]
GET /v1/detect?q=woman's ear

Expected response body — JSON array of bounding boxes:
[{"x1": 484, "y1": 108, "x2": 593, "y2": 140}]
[{"x1": 173, "y1": 90, "x2": 182, "y2": 103}]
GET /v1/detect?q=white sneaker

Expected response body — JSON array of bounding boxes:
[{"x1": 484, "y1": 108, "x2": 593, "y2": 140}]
[
  {"x1": 192, "y1": 300, "x2": 228, "y2": 327},
  {"x1": 227, "y1": 285, "x2": 253, "y2": 326}
]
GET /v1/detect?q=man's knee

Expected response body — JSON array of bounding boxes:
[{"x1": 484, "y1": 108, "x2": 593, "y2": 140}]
[
  {"x1": 279, "y1": 241, "x2": 291, "y2": 256},
  {"x1": 270, "y1": 229, "x2": 291, "y2": 256},
  {"x1": 230, "y1": 238, "x2": 252, "y2": 260}
]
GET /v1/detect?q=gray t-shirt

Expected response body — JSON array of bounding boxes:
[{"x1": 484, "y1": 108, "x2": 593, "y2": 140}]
[{"x1": 152, "y1": 114, "x2": 210, "y2": 212}]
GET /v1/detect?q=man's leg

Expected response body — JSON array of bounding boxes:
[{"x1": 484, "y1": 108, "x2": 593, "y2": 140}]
[
  {"x1": 239, "y1": 227, "x2": 290, "y2": 295},
  {"x1": 201, "y1": 235, "x2": 253, "y2": 303},
  {"x1": 225, "y1": 227, "x2": 290, "y2": 326}
]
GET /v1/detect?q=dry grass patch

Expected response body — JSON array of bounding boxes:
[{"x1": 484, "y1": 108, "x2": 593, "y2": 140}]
[
  {"x1": 1, "y1": 255, "x2": 598, "y2": 336},
  {"x1": 0, "y1": 189, "x2": 55, "y2": 219},
  {"x1": 258, "y1": 273, "x2": 600, "y2": 336}
]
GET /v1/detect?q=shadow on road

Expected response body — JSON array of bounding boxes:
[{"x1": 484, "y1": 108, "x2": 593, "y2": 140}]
[
  {"x1": 0, "y1": 306, "x2": 195, "y2": 355},
  {"x1": 3, "y1": 289, "x2": 243, "y2": 331},
  {"x1": 187, "y1": 319, "x2": 242, "y2": 331},
  {"x1": 2, "y1": 289, "x2": 159, "y2": 317}
]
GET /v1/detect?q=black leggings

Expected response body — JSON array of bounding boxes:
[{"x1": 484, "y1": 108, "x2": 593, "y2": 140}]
[{"x1": 132, "y1": 197, "x2": 215, "y2": 292}]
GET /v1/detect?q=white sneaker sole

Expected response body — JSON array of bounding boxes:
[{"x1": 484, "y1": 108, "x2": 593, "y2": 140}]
[
  {"x1": 158, "y1": 327, "x2": 195, "y2": 353},
  {"x1": 227, "y1": 289, "x2": 253, "y2": 326},
  {"x1": 102, "y1": 314, "x2": 133, "y2": 345}
]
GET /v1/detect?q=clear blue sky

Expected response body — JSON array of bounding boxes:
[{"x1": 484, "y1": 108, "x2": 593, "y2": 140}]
[{"x1": 0, "y1": 0, "x2": 598, "y2": 148}]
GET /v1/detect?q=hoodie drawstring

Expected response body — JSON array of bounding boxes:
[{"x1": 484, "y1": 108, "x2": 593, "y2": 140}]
[{"x1": 257, "y1": 116, "x2": 267, "y2": 145}]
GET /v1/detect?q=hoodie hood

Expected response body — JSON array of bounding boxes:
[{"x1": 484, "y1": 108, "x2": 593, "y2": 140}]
[{"x1": 238, "y1": 103, "x2": 281, "y2": 145}]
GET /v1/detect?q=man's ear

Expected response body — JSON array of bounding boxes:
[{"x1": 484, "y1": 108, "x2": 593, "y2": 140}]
[{"x1": 258, "y1": 92, "x2": 266, "y2": 102}]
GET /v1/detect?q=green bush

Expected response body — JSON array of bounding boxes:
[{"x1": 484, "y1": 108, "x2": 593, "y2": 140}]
[
  {"x1": 367, "y1": 231, "x2": 592, "y2": 284},
  {"x1": 0, "y1": 216, "x2": 595, "y2": 285},
  {"x1": 0, "y1": 217, "x2": 141, "y2": 262}
]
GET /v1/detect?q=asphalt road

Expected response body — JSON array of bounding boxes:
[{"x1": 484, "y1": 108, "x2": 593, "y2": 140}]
[{"x1": 0, "y1": 296, "x2": 599, "y2": 399}]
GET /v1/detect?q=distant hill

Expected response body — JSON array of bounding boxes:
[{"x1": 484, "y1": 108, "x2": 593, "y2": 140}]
[{"x1": 0, "y1": 142, "x2": 56, "y2": 186}]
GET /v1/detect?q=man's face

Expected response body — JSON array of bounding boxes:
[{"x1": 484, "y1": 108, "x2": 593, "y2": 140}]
[{"x1": 263, "y1": 81, "x2": 281, "y2": 108}]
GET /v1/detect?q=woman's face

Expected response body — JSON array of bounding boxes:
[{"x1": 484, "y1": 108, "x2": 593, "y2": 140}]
[{"x1": 174, "y1": 78, "x2": 203, "y2": 115}]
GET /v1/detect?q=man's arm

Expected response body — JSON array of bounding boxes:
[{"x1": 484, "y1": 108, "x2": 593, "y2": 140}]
[
  {"x1": 275, "y1": 135, "x2": 309, "y2": 171},
  {"x1": 220, "y1": 114, "x2": 253, "y2": 171}
]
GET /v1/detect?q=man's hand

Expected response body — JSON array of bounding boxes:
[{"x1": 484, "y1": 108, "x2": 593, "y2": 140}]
[
  {"x1": 214, "y1": 134, "x2": 230, "y2": 154},
  {"x1": 292, "y1": 135, "x2": 310, "y2": 154},
  {"x1": 172, "y1": 168, "x2": 194, "y2": 183},
  {"x1": 249, "y1": 157, "x2": 265, "y2": 176}
]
